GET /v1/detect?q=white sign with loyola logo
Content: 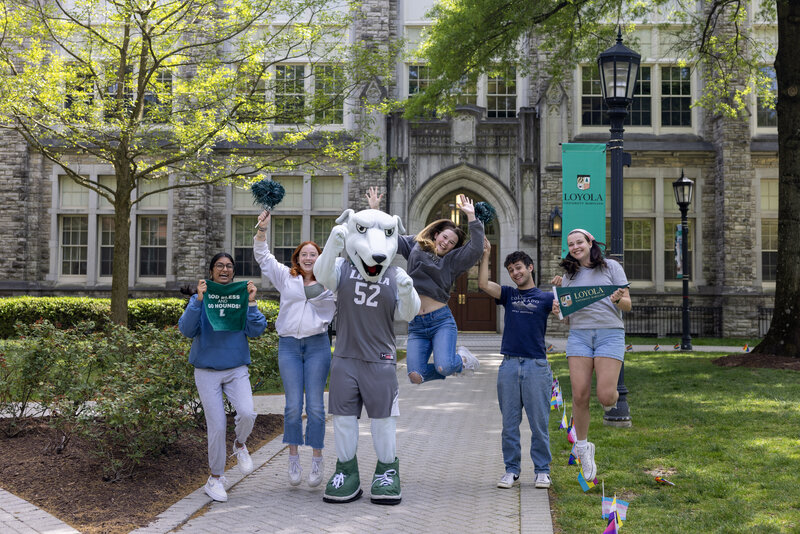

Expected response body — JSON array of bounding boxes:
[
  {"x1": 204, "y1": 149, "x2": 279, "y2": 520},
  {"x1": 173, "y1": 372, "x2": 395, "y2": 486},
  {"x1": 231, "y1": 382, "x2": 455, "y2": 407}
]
[{"x1": 577, "y1": 174, "x2": 591, "y2": 190}]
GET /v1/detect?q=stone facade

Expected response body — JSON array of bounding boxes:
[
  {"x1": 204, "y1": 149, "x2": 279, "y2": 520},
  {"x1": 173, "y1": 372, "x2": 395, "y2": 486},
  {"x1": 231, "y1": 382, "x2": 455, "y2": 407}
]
[{"x1": 0, "y1": 0, "x2": 778, "y2": 337}]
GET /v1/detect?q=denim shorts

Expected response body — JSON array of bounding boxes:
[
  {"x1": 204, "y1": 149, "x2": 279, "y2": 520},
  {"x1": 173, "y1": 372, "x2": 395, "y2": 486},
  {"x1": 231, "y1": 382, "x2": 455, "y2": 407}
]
[{"x1": 566, "y1": 328, "x2": 625, "y2": 361}]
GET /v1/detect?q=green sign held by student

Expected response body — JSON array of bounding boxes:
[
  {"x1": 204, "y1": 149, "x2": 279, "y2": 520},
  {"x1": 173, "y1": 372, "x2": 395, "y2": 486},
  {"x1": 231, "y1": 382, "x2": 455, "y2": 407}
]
[
  {"x1": 203, "y1": 279, "x2": 249, "y2": 331},
  {"x1": 553, "y1": 284, "x2": 630, "y2": 319}
]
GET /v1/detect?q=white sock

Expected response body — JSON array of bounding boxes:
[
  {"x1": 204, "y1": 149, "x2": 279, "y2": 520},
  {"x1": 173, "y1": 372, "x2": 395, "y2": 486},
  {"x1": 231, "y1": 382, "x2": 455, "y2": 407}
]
[
  {"x1": 289, "y1": 454, "x2": 299, "y2": 462},
  {"x1": 312, "y1": 455, "x2": 323, "y2": 465},
  {"x1": 576, "y1": 439, "x2": 588, "y2": 450}
]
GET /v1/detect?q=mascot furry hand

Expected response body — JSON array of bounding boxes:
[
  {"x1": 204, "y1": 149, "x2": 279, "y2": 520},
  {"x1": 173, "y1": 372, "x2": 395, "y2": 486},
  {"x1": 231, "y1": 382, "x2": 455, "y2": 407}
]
[{"x1": 313, "y1": 208, "x2": 419, "y2": 506}]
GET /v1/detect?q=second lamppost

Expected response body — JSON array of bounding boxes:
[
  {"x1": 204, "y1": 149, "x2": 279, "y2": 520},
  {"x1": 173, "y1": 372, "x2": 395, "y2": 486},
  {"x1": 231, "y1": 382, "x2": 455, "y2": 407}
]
[
  {"x1": 598, "y1": 29, "x2": 640, "y2": 427},
  {"x1": 673, "y1": 171, "x2": 695, "y2": 351}
]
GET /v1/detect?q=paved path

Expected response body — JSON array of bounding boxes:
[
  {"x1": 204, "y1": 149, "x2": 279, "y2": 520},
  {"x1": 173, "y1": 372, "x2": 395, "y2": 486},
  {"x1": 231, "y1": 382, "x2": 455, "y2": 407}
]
[{"x1": 136, "y1": 337, "x2": 555, "y2": 534}]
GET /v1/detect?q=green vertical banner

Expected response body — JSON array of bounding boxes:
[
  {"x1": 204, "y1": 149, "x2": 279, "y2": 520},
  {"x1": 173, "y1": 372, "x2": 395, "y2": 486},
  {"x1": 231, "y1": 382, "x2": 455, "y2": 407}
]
[{"x1": 561, "y1": 143, "x2": 607, "y2": 258}]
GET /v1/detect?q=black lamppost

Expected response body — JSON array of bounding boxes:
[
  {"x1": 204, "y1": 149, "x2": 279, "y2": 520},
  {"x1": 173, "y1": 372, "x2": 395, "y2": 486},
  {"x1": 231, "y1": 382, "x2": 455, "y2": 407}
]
[
  {"x1": 672, "y1": 170, "x2": 695, "y2": 351},
  {"x1": 598, "y1": 28, "x2": 640, "y2": 427}
]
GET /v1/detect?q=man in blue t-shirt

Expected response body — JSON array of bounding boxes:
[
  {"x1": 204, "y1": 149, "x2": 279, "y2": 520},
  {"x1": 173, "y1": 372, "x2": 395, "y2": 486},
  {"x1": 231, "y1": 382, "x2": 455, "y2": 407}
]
[{"x1": 478, "y1": 239, "x2": 556, "y2": 490}]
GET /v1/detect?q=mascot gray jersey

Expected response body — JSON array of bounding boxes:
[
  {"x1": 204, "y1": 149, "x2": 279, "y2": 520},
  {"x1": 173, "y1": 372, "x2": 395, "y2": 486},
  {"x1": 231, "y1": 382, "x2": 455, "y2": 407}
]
[
  {"x1": 314, "y1": 208, "x2": 419, "y2": 328},
  {"x1": 313, "y1": 208, "x2": 419, "y2": 505}
]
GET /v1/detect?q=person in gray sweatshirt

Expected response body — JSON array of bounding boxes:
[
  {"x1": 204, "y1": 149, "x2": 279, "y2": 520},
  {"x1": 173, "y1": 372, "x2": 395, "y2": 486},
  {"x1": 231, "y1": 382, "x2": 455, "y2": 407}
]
[{"x1": 367, "y1": 188, "x2": 484, "y2": 384}]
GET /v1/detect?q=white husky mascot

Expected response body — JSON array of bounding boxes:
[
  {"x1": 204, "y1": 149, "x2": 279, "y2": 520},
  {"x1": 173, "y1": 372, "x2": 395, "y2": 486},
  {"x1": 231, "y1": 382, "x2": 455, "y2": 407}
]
[{"x1": 313, "y1": 208, "x2": 420, "y2": 505}]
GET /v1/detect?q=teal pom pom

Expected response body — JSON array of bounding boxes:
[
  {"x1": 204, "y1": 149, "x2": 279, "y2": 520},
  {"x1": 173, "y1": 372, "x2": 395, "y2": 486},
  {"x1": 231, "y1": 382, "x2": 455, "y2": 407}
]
[
  {"x1": 251, "y1": 179, "x2": 285, "y2": 211},
  {"x1": 474, "y1": 201, "x2": 496, "y2": 225}
]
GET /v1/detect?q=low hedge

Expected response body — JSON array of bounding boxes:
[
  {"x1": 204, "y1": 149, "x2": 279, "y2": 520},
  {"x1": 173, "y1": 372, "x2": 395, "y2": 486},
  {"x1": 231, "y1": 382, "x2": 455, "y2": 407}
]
[{"x1": 0, "y1": 297, "x2": 281, "y2": 338}]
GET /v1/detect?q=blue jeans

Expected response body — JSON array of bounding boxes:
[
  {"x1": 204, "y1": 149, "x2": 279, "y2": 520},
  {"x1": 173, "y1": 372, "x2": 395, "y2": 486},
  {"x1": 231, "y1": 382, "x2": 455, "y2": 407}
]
[
  {"x1": 406, "y1": 306, "x2": 462, "y2": 382},
  {"x1": 278, "y1": 332, "x2": 331, "y2": 449},
  {"x1": 497, "y1": 356, "x2": 552, "y2": 475}
]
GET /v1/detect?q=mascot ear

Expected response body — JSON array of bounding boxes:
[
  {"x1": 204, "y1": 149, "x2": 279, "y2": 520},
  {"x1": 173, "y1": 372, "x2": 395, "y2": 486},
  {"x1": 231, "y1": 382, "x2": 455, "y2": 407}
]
[
  {"x1": 394, "y1": 215, "x2": 405, "y2": 235},
  {"x1": 336, "y1": 209, "x2": 354, "y2": 225}
]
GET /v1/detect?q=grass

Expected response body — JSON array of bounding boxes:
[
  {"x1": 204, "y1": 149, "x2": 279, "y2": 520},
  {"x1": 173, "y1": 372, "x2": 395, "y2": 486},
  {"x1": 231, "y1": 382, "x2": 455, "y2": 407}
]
[
  {"x1": 625, "y1": 336, "x2": 761, "y2": 347},
  {"x1": 547, "y1": 350, "x2": 800, "y2": 533}
]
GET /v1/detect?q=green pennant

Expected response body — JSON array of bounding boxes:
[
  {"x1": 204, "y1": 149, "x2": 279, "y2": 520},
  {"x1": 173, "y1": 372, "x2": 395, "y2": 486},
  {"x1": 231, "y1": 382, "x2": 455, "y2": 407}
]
[
  {"x1": 553, "y1": 284, "x2": 630, "y2": 318},
  {"x1": 202, "y1": 280, "x2": 249, "y2": 331}
]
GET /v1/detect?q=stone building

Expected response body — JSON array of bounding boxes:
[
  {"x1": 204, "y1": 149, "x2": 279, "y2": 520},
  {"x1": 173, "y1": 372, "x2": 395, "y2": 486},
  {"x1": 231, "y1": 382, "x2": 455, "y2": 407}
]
[{"x1": 0, "y1": 0, "x2": 778, "y2": 337}]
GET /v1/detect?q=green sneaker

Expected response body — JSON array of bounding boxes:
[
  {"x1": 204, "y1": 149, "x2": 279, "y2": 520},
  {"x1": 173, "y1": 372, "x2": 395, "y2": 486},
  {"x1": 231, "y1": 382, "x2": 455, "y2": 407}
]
[
  {"x1": 370, "y1": 457, "x2": 401, "y2": 505},
  {"x1": 323, "y1": 456, "x2": 362, "y2": 503}
]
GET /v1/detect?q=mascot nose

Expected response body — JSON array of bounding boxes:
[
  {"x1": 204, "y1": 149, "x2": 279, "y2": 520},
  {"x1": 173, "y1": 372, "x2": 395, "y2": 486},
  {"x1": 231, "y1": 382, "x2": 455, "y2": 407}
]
[{"x1": 372, "y1": 253, "x2": 387, "y2": 264}]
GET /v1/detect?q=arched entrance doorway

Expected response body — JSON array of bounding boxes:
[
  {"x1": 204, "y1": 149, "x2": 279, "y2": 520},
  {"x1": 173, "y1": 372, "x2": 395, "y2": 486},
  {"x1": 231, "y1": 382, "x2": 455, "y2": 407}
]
[{"x1": 427, "y1": 191, "x2": 497, "y2": 331}]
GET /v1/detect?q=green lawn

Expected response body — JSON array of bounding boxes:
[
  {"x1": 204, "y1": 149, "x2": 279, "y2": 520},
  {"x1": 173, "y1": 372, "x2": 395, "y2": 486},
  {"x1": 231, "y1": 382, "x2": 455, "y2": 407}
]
[{"x1": 548, "y1": 350, "x2": 800, "y2": 533}]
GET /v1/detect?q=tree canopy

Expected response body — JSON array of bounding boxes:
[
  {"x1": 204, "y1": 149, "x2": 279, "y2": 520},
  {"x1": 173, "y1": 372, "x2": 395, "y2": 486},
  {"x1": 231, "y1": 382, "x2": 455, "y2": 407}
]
[{"x1": 0, "y1": 0, "x2": 392, "y2": 324}]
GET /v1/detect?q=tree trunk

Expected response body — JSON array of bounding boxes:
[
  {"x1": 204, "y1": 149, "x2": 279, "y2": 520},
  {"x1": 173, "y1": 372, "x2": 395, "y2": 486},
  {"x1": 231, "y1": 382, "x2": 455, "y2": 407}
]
[
  {"x1": 755, "y1": 1, "x2": 800, "y2": 357},
  {"x1": 110, "y1": 174, "x2": 134, "y2": 326}
]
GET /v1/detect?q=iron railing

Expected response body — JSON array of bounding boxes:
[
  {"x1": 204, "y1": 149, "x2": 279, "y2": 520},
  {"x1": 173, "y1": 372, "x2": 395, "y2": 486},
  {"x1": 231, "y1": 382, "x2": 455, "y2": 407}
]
[{"x1": 624, "y1": 306, "x2": 723, "y2": 337}]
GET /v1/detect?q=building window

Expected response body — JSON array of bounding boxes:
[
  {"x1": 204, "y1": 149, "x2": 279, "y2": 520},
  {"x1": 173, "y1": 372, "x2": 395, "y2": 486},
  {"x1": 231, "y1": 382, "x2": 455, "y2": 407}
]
[
  {"x1": 761, "y1": 219, "x2": 778, "y2": 281},
  {"x1": 408, "y1": 65, "x2": 432, "y2": 96},
  {"x1": 144, "y1": 70, "x2": 173, "y2": 123},
  {"x1": 581, "y1": 65, "x2": 606, "y2": 126},
  {"x1": 271, "y1": 216, "x2": 301, "y2": 266},
  {"x1": 232, "y1": 216, "x2": 261, "y2": 277},
  {"x1": 623, "y1": 219, "x2": 653, "y2": 281},
  {"x1": 314, "y1": 65, "x2": 344, "y2": 124},
  {"x1": 487, "y1": 67, "x2": 516, "y2": 118},
  {"x1": 757, "y1": 67, "x2": 777, "y2": 128},
  {"x1": 65, "y1": 67, "x2": 94, "y2": 117},
  {"x1": 274, "y1": 176, "x2": 303, "y2": 210},
  {"x1": 138, "y1": 215, "x2": 167, "y2": 276},
  {"x1": 312, "y1": 216, "x2": 336, "y2": 245},
  {"x1": 453, "y1": 75, "x2": 478, "y2": 106},
  {"x1": 628, "y1": 66, "x2": 652, "y2": 126},
  {"x1": 99, "y1": 215, "x2": 115, "y2": 277},
  {"x1": 137, "y1": 177, "x2": 169, "y2": 209},
  {"x1": 661, "y1": 66, "x2": 691, "y2": 127},
  {"x1": 311, "y1": 176, "x2": 342, "y2": 210},
  {"x1": 275, "y1": 65, "x2": 306, "y2": 124},
  {"x1": 60, "y1": 176, "x2": 89, "y2": 208},
  {"x1": 664, "y1": 219, "x2": 693, "y2": 280},
  {"x1": 60, "y1": 216, "x2": 88, "y2": 276}
]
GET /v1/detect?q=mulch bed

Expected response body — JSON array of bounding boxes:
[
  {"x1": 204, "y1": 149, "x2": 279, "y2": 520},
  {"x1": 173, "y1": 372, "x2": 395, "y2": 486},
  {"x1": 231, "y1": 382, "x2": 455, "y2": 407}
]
[
  {"x1": 0, "y1": 413, "x2": 282, "y2": 534},
  {"x1": 711, "y1": 352, "x2": 800, "y2": 370}
]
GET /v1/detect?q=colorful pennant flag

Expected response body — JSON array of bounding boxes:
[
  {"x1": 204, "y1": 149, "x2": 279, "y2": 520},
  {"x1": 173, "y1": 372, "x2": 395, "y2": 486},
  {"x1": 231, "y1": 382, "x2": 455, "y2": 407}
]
[
  {"x1": 547, "y1": 344, "x2": 555, "y2": 353},
  {"x1": 655, "y1": 476, "x2": 675, "y2": 486},
  {"x1": 559, "y1": 409, "x2": 568, "y2": 430},
  {"x1": 567, "y1": 417, "x2": 577, "y2": 444},
  {"x1": 654, "y1": 344, "x2": 660, "y2": 351},
  {"x1": 625, "y1": 344, "x2": 633, "y2": 352},
  {"x1": 743, "y1": 344, "x2": 750, "y2": 352},
  {"x1": 578, "y1": 471, "x2": 598, "y2": 492},
  {"x1": 673, "y1": 343, "x2": 680, "y2": 349},
  {"x1": 568, "y1": 444, "x2": 578, "y2": 465},
  {"x1": 602, "y1": 496, "x2": 629, "y2": 521}
]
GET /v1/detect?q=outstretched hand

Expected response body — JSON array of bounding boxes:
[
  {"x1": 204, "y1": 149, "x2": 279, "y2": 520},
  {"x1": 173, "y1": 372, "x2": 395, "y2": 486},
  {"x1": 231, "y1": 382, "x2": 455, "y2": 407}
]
[
  {"x1": 366, "y1": 186, "x2": 383, "y2": 210},
  {"x1": 458, "y1": 194, "x2": 476, "y2": 221}
]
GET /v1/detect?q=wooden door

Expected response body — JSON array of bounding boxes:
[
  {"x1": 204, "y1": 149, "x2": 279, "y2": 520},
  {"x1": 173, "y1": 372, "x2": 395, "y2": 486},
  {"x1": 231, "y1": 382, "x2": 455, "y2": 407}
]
[{"x1": 448, "y1": 250, "x2": 497, "y2": 331}]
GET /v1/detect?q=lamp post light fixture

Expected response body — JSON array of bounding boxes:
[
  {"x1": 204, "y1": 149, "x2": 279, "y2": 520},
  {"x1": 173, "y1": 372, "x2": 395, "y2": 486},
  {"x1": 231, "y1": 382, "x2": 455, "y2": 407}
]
[
  {"x1": 549, "y1": 206, "x2": 562, "y2": 237},
  {"x1": 598, "y1": 28, "x2": 640, "y2": 428},
  {"x1": 672, "y1": 170, "x2": 695, "y2": 351}
]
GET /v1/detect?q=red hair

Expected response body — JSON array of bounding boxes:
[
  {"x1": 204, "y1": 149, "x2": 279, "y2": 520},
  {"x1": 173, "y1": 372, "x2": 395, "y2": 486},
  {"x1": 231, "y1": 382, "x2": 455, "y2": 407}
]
[{"x1": 290, "y1": 241, "x2": 322, "y2": 278}]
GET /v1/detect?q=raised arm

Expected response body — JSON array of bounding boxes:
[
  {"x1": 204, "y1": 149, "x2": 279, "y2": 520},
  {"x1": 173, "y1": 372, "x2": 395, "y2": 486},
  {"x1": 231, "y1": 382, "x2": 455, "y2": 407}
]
[
  {"x1": 253, "y1": 211, "x2": 291, "y2": 288},
  {"x1": 394, "y1": 267, "x2": 421, "y2": 322},
  {"x1": 478, "y1": 238, "x2": 501, "y2": 299},
  {"x1": 313, "y1": 223, "x2": 347, "y2": 291}
]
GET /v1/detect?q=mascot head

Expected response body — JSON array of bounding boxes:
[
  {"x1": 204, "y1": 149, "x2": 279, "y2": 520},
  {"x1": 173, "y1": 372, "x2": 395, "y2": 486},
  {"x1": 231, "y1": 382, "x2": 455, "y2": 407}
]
[{"x1": 337, "y1": 208, "x2": 405, "y2": 283}]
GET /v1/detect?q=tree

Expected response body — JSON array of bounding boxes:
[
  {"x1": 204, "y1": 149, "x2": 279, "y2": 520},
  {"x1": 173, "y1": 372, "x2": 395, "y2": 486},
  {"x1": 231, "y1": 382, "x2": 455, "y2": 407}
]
[
  {"x1": 0, "y1": 0, "x2": 390, "y2": 325},
  {"x1": 414, "y1": 0, "x2": 798, "y2": 357}
]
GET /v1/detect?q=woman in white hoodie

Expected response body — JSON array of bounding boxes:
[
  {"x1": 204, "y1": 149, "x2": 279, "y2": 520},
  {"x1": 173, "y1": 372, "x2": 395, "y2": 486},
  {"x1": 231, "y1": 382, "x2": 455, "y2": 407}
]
[{"x1": 254, "y1": 211, "x2": 336, "y2": 488}]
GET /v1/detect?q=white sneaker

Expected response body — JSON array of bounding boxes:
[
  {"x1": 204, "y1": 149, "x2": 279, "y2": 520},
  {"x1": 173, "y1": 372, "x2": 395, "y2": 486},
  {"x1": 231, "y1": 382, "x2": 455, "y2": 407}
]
[
  {"x1": 232, "y1": 441, "x2": 254, "y2": 476},
  {"x1": 458, "y1": 346, "x2": 480, "y2": 372},
  {"x1": 204, "y1": 476, "x2": 228, "y2": 502},
  {"x1": 576, "y1": 442, "x2": 597, "y2": 481},
  {"x1": 497, "y1": 471, "x2": 519, "y2": 489},
  {"x1": 288, "y1": 455, "x2": 302, "y2": 486},
  {"x1": 535, "y1": 473, "x2": 552, "y2": 489},
  {"x1": 309, "y1": 456, "x2": 324, "y2": 487}
]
